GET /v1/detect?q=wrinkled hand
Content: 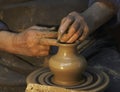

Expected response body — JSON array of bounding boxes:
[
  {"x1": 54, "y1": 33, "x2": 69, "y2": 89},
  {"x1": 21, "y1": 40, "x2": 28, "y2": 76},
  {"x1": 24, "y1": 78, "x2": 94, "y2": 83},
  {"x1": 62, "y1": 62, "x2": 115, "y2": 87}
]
[
  {"x1": 58, "y1": 12, "x2": 89, "y2": 43},
  {"x1": 13, "y1": 26, "x2": 57, "y2": 56}
]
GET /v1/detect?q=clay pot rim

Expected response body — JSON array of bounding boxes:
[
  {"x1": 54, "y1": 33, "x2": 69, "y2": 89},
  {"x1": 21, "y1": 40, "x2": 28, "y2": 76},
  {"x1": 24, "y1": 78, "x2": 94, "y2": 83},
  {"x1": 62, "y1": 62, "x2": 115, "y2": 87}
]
[{"x1": 58, "y1": 42, "x2": 76, "y2": 47}]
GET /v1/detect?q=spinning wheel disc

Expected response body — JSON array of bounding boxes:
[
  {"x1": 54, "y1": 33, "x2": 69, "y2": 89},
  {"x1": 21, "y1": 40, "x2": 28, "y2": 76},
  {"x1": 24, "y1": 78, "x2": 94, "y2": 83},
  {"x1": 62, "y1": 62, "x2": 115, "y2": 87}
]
[{"x1": 26, "y1": 67, "x2": 109, "y2": 92}]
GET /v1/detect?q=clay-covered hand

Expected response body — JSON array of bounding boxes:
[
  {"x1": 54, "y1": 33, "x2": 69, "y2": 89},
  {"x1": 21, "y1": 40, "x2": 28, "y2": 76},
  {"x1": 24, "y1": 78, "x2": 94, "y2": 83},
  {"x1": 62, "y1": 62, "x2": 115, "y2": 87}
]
[
  {"x1": 58, "y1": 12, "x2": 89, "y2": 43},
  {"x1": 13, "y1": 26, "x2": 57, "y2": 56}
]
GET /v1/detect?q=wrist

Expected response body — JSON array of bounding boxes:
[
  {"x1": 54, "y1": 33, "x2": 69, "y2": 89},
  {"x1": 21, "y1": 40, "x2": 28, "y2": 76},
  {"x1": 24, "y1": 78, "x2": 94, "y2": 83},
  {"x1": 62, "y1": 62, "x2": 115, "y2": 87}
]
[{"x1": 0, "y1": 31, "x2": 16, "y2": 53}]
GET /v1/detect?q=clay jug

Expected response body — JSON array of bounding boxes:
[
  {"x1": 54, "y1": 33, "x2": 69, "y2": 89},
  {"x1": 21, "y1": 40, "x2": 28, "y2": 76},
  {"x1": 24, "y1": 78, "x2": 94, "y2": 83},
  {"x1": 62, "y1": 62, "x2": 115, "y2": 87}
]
[{"x1": 49, "y1": 43, "x2": 87, "y2": 86}]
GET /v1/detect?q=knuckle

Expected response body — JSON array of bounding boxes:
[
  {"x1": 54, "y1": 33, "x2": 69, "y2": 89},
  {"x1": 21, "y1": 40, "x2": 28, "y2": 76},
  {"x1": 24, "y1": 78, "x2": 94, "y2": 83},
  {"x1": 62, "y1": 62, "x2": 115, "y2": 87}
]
[
  {"x1": 67, "y1": 16, "x2": 74, "y2": 22},
  {"x1": 24, "y1": 31, "x2": 38, "y2": 47},
  {"x1": 70, "y1": 22, "x2": 80, "y2": 32},
  {"x1": 67, "y1": 15, "x2": 75, "y2": 22},
  {"x1": 69, "y1": 11, "x2": 77, "y2": 15}
]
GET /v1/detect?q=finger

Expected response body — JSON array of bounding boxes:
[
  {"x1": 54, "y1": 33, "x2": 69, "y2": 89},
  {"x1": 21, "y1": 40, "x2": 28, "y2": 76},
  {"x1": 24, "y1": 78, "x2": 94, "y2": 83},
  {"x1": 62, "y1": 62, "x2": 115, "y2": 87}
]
[
  {"x1": 79, "y1": 22, "x2": 89, "y2": 42},
  {"x1": 28, "y1": 26, "x2": 51, "y2": 31},
  {"x1": 36, "y1": 31, "x2": 58, "y2": 38},
  {"x1": 42, "y1": 31, "x2": 58, "y2": 38},
  {"x1": 40, "y1": 38, "x2": 58, "y2": 46},
  {"x1": 61, "y1": 17, "x2": 66, "y2": 25},
  {"x1": 28, "y1": 26, "x2": 43, "y2": 30},
  {"x1": 60, "y1": 20, "x2": 80, "y2": 42},
  {"x1": 29, "y1": 45, "x2": 50, "y2": 55},
  {"x1": 39, "y1": 45, "x2": 50, "y2": 51},
  {"x1": 38, "y1": 51, "x2": 49, "y2": 56},
  {"x1": 67, "y1": 25, "x2": 83, "y2": 43},
  {"x1": 58, "y1": 15, "x2": 75, "y2": 40},
  {"x1": 77, "y1": 40, "x2": 90, "y2": 50}
]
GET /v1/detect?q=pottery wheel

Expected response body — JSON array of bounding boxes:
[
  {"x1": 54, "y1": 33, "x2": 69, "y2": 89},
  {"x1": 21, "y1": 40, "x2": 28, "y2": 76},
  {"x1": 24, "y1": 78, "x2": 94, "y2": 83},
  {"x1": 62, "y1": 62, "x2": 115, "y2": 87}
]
[{"x1": 26, "y1": 67, "x2": 109, "y2": 92}]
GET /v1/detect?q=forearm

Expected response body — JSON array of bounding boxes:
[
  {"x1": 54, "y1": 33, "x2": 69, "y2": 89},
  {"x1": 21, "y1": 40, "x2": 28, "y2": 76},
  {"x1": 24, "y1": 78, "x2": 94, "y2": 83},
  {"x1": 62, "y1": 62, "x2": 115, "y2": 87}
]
[
  {"x1": 81, "y1": 2, "x2": 116, "y2": 34},
  {"x1": 0, "y1": 31, "x2": 16, "y2": 53}
]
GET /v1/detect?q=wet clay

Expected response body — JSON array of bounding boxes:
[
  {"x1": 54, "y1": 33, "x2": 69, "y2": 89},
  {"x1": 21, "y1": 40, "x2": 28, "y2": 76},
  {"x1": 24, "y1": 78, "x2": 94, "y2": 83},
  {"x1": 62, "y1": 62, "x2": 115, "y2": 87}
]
[{"x1": 49, "y1": 43, "x2": 87, "y2": 86}]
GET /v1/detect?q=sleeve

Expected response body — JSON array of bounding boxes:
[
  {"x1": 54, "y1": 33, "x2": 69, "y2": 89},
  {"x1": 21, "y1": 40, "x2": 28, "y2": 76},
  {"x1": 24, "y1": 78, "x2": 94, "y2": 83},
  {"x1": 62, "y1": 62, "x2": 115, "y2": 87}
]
[
  {"x1": 89, "y1": 0, "x2": 120, "y2": 22},
  {"x1": 0, "y1": 21, "x2": 9, "y2": 31},
  {"x1": 89, "y1": 0, "x2": 120, "y2": 10}
]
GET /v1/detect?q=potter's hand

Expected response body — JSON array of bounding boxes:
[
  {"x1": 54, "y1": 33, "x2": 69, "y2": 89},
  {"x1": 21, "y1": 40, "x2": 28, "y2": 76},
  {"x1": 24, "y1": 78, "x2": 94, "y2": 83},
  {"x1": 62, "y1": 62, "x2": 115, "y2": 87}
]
[
  {"x1": 58, "y1": 12, "x2": 89, "y2": 43},
  {"x1": 13, "y1": 26, "x2": 57, "y2": 56}
]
